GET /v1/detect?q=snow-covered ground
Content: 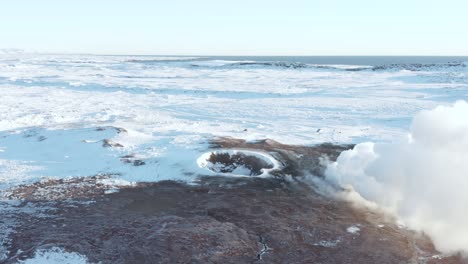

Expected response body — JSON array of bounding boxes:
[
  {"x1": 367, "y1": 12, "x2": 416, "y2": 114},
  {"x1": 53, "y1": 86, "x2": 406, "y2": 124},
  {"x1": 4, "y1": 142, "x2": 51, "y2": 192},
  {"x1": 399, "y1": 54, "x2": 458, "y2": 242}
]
[
  {"x1": 0, "y1": 54, "x2": 467, "y2": 190},
  {"x1": 18, "y1": 247, "x2": 90, "y2": 264}
]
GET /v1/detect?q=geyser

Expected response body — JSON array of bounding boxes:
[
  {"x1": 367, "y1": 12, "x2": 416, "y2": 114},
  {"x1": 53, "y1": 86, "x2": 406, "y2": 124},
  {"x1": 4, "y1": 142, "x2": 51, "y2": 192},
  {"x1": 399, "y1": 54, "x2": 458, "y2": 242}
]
[
  {"x1": 326, "y1": 101, "x2": 468, "y2": 254},
  {"x1": 197, "y1": 149, "x2": 279, "y2": 177}
]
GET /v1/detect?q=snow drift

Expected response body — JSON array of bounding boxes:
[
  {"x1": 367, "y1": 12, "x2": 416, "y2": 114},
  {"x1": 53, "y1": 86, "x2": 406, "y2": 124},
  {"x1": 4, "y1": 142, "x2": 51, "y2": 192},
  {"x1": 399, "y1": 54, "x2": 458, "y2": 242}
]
[{"x1": 326, "y1": 100, "x2": 468, "y2": 253}]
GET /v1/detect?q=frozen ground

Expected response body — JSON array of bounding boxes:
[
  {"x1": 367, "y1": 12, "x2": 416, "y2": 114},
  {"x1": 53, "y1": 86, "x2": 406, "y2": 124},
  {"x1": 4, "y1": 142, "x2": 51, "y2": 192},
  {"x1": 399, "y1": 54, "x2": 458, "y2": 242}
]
[
  {"x1": 1, "y1": 53, "x2": 467, "y2": 262},
  {"x1": 1, "y1": 53, "x2": 467, "y2": 190}
]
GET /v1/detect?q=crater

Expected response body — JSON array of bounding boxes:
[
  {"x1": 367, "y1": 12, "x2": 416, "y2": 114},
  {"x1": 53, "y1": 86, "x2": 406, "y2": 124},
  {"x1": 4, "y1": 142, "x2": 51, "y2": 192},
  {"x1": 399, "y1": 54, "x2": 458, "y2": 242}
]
[{"x1": 197, "y1": 149, "x2": 279, "y2": 177}]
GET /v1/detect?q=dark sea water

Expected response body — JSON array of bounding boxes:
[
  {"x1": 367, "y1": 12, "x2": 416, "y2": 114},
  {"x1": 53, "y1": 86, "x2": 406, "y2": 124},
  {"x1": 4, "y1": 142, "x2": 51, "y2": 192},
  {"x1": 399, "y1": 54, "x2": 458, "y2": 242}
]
[{"x1": 205, "y1": 56, "x2": 468, "y2": 66}]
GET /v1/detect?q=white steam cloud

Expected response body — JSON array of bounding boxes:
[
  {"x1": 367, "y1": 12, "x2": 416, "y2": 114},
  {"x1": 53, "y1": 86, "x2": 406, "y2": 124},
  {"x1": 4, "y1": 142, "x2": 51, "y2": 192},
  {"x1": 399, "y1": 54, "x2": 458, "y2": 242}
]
[{"x1": 325, "y1": 100, "x2": 468, "y2": 253}]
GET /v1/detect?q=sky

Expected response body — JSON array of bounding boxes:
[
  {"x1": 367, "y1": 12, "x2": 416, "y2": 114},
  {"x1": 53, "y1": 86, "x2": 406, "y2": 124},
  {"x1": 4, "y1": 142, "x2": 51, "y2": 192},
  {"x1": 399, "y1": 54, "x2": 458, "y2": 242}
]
[{"x1": 1, "y1": 0, "x2": 467, "y2": 56}]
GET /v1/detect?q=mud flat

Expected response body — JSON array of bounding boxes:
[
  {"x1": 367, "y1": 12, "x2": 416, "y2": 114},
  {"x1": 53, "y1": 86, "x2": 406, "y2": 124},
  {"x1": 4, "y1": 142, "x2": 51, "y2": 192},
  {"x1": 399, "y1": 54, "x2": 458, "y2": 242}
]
[{"x1": 1, "y1": 138, "x2": 466, "y2": 263}]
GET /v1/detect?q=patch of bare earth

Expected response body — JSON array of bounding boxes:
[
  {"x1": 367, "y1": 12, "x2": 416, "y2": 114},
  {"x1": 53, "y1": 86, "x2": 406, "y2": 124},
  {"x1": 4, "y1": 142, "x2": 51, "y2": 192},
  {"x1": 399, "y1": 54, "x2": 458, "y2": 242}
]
[
  {"x1": 4, "y1": 175, "x2": 121, "y2": 201},
  {"x1": 2, "y1": 138, "x2": 466, "y2": 263}
]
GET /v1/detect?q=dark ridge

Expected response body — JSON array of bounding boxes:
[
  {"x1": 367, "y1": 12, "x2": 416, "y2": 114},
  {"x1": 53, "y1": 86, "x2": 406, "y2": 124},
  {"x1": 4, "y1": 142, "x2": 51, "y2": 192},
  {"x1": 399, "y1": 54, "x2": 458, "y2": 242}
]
[
  {"x1": 124, "y1": 57, "x2": 468, "y2": 72},
  {"x1": 199, "y1": 61, "x2": 372, "y2": 71},
  {"x1": 230, "y1": 61, "x2": 309, "y2": 69},
  {"x1": 126, "y1": 58, "x2": 207, "y2": 64},
  {"x1": 372, "y1": 62, "x2": 466, "y2": 71}
]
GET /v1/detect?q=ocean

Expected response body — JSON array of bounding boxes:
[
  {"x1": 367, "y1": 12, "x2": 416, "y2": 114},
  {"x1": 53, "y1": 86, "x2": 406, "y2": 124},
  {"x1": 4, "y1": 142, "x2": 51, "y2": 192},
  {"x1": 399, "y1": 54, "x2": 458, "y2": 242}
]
[{"x1": 188, "y1": 55, "x2": 468, "y2": 65}]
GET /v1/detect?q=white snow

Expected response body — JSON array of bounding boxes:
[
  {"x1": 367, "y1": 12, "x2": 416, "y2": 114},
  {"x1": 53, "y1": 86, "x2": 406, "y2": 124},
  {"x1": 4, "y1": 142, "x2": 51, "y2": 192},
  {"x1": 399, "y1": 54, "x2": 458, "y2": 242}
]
[
  {"x1": 18, "y1": 247, "x2": 90, "y2": 264},
  {"x1": 347, "y1": 225, "x2": 361, "y2": 234},
  {"x1": 0, "y1": 54, "x2": 466, "y2": 191},
  {"x1": 313, "y1": 239, "x2": 342, "y2": 247}
]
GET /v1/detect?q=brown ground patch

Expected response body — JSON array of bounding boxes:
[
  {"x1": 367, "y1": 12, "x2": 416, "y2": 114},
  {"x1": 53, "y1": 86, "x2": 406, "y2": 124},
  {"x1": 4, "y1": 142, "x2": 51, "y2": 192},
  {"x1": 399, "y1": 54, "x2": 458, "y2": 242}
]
[{"x1": 2, "y1": 138, "x2": 466, "y2": 264}]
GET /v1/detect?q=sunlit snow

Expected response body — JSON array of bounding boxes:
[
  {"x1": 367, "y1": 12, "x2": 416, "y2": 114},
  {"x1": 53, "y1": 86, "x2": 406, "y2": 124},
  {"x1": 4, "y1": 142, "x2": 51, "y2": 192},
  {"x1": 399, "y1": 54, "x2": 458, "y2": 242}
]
[{"x1": 0, "y1": 54, "x2": 467, "y2": 191}]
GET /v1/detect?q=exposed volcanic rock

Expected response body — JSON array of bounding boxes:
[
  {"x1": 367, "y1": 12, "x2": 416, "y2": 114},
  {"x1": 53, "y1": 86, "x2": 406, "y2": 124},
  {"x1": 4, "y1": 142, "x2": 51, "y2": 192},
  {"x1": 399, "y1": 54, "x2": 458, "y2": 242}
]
[
  {"x1": 2, "y1": 139, "x2": 467, "y2": 263},
  {"x1": 197, "y1": 149, "x2": 278, "y2": 177},
  {"x1": 102, "y1": 139, "x2": 124, "y2": 148},
  {"x1": 205, "y1": 151, "x2": 273, "y2": 175},
  {"x1": 209, "y1": 137, "x2": 353, "y2": 177},
  {"x1": 96, "y1": 126, "x2": 128, "y2": 134}
]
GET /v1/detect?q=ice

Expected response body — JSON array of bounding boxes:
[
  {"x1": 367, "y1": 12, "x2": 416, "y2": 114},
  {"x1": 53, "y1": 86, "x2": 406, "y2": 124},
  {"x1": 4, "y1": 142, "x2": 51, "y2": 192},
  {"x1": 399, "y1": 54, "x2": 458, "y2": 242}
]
[
  {"x1": 0, "y1": 159, "x2": 42, "y2": 190},
  {"x1": 0, "y1": 126, "x2": 209, "y2": 191},
  {"x1": 0, "y1": 54, "x2": 467, "y2": 190}
]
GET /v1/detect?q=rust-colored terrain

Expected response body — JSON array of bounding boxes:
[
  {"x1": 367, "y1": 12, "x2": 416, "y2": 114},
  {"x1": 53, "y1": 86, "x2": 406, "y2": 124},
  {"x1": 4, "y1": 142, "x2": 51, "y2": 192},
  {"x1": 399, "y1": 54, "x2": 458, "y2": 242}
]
[{"x1": 1, "y1": 138, "x2": 465, "y2": 263}]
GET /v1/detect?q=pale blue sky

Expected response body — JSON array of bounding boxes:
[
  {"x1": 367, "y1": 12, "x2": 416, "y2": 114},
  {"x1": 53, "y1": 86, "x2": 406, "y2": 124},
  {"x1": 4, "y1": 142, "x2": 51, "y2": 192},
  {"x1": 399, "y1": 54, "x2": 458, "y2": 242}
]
[{"x1": 1, "y1": 0, "x2": 467, "y2": 55}]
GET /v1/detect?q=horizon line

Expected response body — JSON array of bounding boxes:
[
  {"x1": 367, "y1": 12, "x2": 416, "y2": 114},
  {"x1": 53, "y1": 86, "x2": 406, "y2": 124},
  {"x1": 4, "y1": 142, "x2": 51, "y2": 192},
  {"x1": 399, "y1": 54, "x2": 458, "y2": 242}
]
[{"x1": 2, "y1": 51, "x2": 468, "y2": 57}]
